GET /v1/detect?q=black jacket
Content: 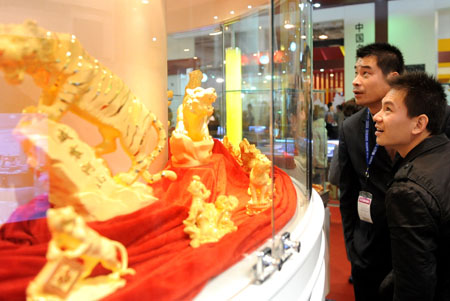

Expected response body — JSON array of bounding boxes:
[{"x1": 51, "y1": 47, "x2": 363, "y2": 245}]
[
  {"x1": 386, "y1": 134, "x2": 450, "y2": 301},
  {"x1": 338, "y1": 108, "x2": 393, "y2": 270}
]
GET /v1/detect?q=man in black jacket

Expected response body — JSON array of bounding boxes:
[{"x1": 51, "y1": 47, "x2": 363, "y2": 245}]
[
  {"x1": 373, "y1": 72, "x2": 449, "y2": 301},
  {"x1": 339, "y1": 43, "x2": 405, "y2": 300}
]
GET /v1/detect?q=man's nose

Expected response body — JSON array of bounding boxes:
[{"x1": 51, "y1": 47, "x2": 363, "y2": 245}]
[{"x1": 373, "y1": 111, "x2": 382, "y2": 122}]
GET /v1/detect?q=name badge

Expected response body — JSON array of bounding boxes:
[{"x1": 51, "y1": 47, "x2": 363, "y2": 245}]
[{"x1": 357, "y1": 191, "x2": 373, "y2": 223}]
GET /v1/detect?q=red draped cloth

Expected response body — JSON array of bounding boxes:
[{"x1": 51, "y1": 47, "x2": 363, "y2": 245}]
[{"x1": 0, "y1": 139, "x2": 297, "y2": 300}]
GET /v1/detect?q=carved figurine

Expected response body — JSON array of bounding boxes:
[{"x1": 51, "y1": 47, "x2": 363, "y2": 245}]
[
  {"x1": 183, "y1": 175, "x2": 238, "y2": 248},
  {"x1": 247, "y1": 154, "x2": 273, "y2": 215},
  {"x1": 222, "y1": 136, "x2": 242, "y2": 165},
  {"x1": 26, "y1": 206, "x2": 134, "y2": 300},
  {"x1": 0, "y1": 20, "x2": 176, "y2": 186},
  {"x1": 15, "y1": 115, "x2": 157, "y2": 221},
  {"x1": 239, "y1": 138, "x2": 262, "y2": 173},
  {"x1": 170, "y1": 70, "x2": 217, "y2": 167}
]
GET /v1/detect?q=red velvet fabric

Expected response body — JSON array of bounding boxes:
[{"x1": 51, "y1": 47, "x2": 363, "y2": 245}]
[{"x1": 0, "y1": 139, "x2": 297, "y2": 300}]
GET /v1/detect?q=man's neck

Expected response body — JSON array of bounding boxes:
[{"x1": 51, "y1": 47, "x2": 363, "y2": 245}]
[
  {"x1": 384, "y1": 146, "x2": 397, "y2": 161},
  {"x1": 397, "y1": 132, "x2": 431, "y2": 158}
]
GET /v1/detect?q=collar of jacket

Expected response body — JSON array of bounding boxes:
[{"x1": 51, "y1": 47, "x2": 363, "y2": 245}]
[{"x1": 391, "y1": 134, "x2": 449, "y2": 183}]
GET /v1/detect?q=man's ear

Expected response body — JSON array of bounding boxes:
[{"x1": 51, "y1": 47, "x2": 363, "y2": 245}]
[
  {"x1": 412, "y1": 114, "x2": 429, "y2": 135},
  {"x1": 387, "y1": 71, "x2": 399, "y2": 79}
]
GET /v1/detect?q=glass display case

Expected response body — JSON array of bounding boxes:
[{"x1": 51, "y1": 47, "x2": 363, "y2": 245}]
[{"x1": 0, "y1": 0, "x2": 326, "y2": 300}]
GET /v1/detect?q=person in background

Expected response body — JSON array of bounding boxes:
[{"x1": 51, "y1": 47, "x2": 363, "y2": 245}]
[
  {"x1": 325, "y1": 102, "x2": 339, "y2": 139},
  {"x1": 338, "y1": 42, "x2": 405, "y2": 301},
  {"x1": 328, "y1": 99, "x2": 363, "y2": 186},
  {"x1": 373, "y1": 72, "x2": 450, "y2": 301},
  {"x1": 312, "y1": 105, "x2": 328, "y2": 184},
  {"x1": 335, "y1": 104, "x2": 345, "y2": 131}
]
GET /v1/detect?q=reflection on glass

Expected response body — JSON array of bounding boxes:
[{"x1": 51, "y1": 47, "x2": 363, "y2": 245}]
[{"x1": 0, "y1": 114, "x2": 48, "y2": 225}]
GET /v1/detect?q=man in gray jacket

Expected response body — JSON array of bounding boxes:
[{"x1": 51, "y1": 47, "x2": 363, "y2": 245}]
[{"x1": 373, "y1": 71, "x2": 450, "y2": 300}]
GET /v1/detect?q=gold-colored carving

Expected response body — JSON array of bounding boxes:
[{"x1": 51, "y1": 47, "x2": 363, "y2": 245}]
[
  {"x1": 239, "y1": 138, "x2": 262, "y2": 173},
  {"x1": 0, "y1": 20, "x2": 176, "y2": 185},
  {"x1": 246, "y1": 154, "x2": 273, "y2": 215},
  {"x1": 15, "y1": 115, "x2": 158, "y2": 221},
  {"x1": 26, "y1": 206, "x2": 135, "y2": 300},
  {"x1": 223, "y1": 137, "x2": 264, "y2": 174},
  {"x1": 170, "y1": 70, "x2": 217, "y2": 167},
  {"x1": 183, "y1": 175, "x2": 238, "y2": 248},
  {"x1": 222, "y1": 136, "x2": 242, "y2": 165},
  {"x1": 221, "y1": 138, "x2": 273, "y2": 215}
]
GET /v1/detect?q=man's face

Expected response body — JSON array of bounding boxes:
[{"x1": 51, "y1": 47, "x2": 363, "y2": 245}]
[
  {"x1": 353, "y1": 55, "x2": 391, "y2": 111},
  {"x1": 373, "y1": 88, "x2": 417, "y2": 156}
]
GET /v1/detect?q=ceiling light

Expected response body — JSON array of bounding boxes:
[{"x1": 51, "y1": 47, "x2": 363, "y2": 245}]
[
  {"x1": 289, "y1": 41, "x2": 297, "y2": 52},
  {"x1": 258, "y1": 26, "x2": 262, "y2": 30},
  {"x1": 320, "y1": 68, "x2": 324, "y2": 72},
  {"x1": 230, "y1": 10, "x2": 235, "y2": 15},
  {"x1": 330, "y1": 74, "x2": 334, "y2": 77},
  {"x1": 259, "y1": 55, "x2": 270, "y2": 64},
  {"x1": 284, "y1": 23, "x2": 295, "y2": 29},
  {"x1": 183, "y1": 48, "x2": 190, "y2": 52},
  {"x1": 301, "y1": 35, "x2": 307, "y2": 39},
  {"x1": 193, "y1": 56, "x2": 198, "y2": 60},
  {"x1": 248, "y1": 5, "x2": 252, "y2": 9},
  {"x1": 213, "y1": 16, "x2": 218, "y2": 20},
  {"x1": 313, "y1": 3, "x2": 321, "y2": 8},
  {"x1": 318, "y1": 34, "x2": 328, "y2": 39},
  {"x1": 209, "y1": 31, "x2": 222, "y2": 36},
  {"x1": 216, "y1": 78, "x2": 224, "y2": 83},
  {"x1": 141, "y1": 0, "x2": 149, "y2": 4},
  {"x1": 152, "y1": 37, "x2": 157, "y2": 42}
]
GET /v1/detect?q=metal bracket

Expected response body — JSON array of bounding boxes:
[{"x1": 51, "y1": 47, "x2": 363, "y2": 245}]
[
  {"x1": 253, "y1": 247, "x2": 281, "y2": 284},
  {"x1": 278, "y1": 232, "x2": 301, "y2": 265},
  {"x1": 253, "y1": 232, "x2": 301, "y2": 284}
]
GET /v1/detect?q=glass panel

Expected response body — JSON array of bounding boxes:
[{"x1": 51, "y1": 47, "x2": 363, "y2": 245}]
[{"x1": 168, "y1": 0, "x2": 312, "y2": 244}]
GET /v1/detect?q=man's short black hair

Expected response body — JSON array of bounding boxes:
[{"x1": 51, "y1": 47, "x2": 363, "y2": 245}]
[
  {"x1": 388, "y1": 71, "x2": 447, "y2": 135},
  {"x1": 357, "y1": 43, "x2": 405, "y2": 76}
]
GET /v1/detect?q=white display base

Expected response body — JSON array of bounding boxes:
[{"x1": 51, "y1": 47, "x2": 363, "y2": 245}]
[{"x1": 196, "y1": 180, "x2": 326, "y2": 300}]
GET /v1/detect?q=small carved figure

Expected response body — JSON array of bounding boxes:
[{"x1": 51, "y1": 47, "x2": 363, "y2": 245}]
[
  {"x1": 170, "y1": 70, "x2": 217, "y2": 167},
  {"x1": 239, "y1": 138, "x2": 262, "y2": 173},
  {"x1": 183, "y1": 176, "x2": 238, "y2": 248},
  {"x1": 0, "y1": 20, "x2": 176, "y2": 186},
  {"x1": 174, "y1": 87, "x2": 217, "y2": 142},
  {"x1": 27, "y1": 206, "x2": 134, "y2": 300},
  {"x1": 222, "y1": 136, "x2": 242, "y2": 165},
  {"x1": 247, "y1": 154, "x2": 273, "y2": 215}
]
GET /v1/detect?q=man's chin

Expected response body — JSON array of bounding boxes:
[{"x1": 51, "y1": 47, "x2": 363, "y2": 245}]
[{"x1": 375, "y1": 136, "x2": 385, "y2": 146}]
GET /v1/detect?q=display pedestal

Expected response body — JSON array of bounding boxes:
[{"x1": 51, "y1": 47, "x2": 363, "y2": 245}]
[{"x1": 196, "y1": 181, "x2": 326, "y2": 300}]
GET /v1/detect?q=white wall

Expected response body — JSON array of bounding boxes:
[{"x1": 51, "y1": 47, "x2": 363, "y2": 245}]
[{"x1": 389, "y1": 0, "x2": 436, "y2": 74}]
